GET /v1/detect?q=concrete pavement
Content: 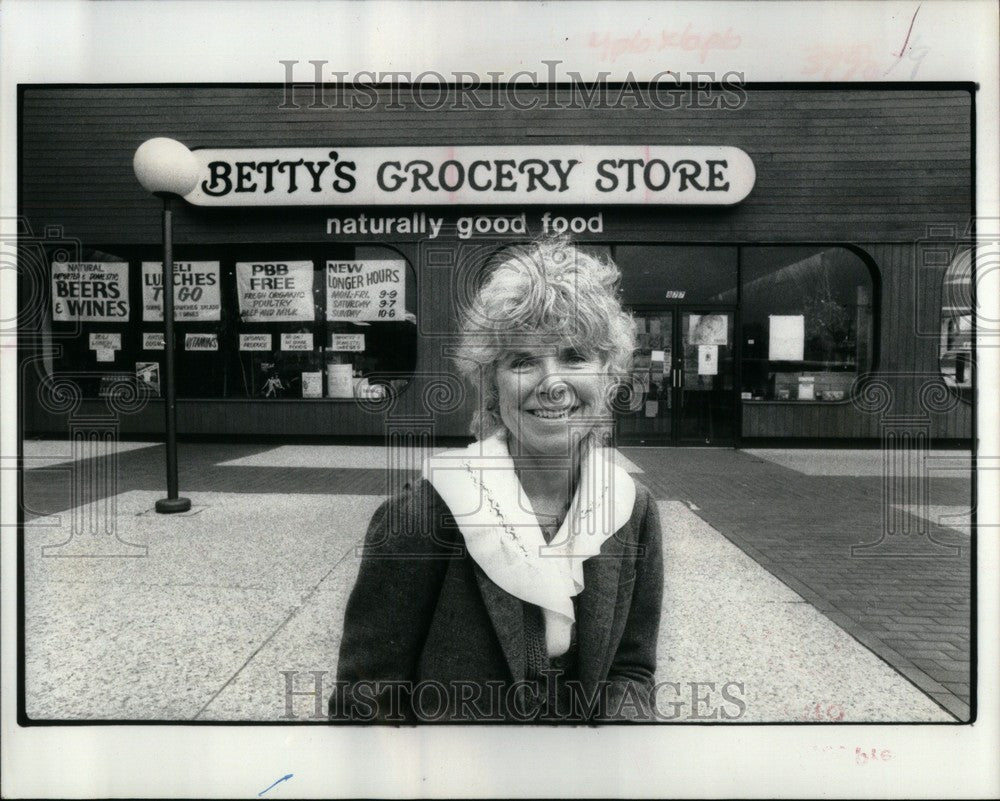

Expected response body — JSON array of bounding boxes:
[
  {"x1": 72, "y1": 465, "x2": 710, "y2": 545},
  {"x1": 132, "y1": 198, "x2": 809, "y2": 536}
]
[{"x1": 19, "y1": 439, "x2": 970, "y2": 722}]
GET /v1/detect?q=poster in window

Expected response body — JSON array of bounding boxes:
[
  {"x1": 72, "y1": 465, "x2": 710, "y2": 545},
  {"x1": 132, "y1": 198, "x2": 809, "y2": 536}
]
[
  {"x1": 326, "y1": 363, "x2": 354, "y2": 398},
  {"x1": 135, "y1": 362, "x2": 161, "y2": 397},
  {"x1": 688, "y1": 314, "x2": 727, "y2": 345},
  {"x1": 768, "y1": 315, "x2": 805, "y2": 361},
  {"x1": 142, "y1": 332, "x2": 165, "y2": 350},
  {"x1": 301, "y1": 371, "x2": 323, "y2": 398},
  {"x1": 141, "y1": 261, "x2": 221, "y2": 321},
  {"x1": 326, "y1": 260, "x2": 406, "y2": 322},
  {"x1": 51, "y1": 262, "x2": 129, "y2": 321},
  {"x1": 236, "y1": 261, "x2": 315, "y2": 322}
]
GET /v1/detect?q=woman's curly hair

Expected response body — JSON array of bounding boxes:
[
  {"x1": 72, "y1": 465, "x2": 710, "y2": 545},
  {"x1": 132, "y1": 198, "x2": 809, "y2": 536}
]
[{"x1": 455, "y1": 237, "x2": 636, "y2": 440}]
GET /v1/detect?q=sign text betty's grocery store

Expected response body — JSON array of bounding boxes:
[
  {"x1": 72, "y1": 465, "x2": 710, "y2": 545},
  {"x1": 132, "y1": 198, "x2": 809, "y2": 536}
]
[{"x1": 185, "y1": 146, "x2": 755, "y2": 206}]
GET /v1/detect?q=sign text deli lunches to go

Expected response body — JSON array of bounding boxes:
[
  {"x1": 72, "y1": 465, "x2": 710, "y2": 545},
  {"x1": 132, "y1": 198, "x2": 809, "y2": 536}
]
[{"x1": 185, "y1": 146, "x2": 756, "y2": 206}]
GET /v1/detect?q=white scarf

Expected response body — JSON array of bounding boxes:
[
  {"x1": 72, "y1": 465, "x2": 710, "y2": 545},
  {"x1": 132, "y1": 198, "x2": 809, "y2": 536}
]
[{"x1": 422, "y1": 431, "x2": 636, "y2": 657}]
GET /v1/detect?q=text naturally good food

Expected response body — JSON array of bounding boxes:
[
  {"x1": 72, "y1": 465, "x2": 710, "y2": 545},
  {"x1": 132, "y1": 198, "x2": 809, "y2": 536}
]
[{"x1": 198, "y1": 153, "x2": 734, "y2": 197}]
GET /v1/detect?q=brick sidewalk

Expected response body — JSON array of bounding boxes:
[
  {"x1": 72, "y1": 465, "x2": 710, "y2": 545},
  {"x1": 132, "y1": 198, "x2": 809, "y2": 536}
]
[
  {"x1": 21, "y1": 439, "x2": 974, "y2": 720},
  {"x1": 620, "y1": 447, "x2": 972, "y2": 721}
]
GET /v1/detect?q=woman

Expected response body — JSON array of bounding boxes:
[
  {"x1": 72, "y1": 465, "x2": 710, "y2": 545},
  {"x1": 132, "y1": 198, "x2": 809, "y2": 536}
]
[{"x1": 330, "y1": 238, "x2": 663, "y2": 723}]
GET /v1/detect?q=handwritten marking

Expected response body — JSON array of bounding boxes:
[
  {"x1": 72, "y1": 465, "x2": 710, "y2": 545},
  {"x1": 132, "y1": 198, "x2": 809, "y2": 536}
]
[
  {"x1": 259, "y1": 774, "x2": 293, "y2": 796},
  {"x1": 893, "y1": 4, "x2": 921, "y2": 58},
  {"x1": 856, "y1": 747, "x2": 893, "y2": 765},
  {"x1": 588, "y1": 27, "x2": 741, "y2": 63}
]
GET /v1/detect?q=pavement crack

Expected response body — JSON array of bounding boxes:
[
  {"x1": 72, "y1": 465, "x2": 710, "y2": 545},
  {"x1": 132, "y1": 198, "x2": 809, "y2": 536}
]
[{"x1": 191, "y1": 537, "x2": 361, "y2": 720}]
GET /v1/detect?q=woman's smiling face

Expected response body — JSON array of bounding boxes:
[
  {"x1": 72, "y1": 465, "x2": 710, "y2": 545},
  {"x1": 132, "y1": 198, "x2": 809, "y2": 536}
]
[{"x1": 495, "y1": 343, "x2": 610, "y2": 457}]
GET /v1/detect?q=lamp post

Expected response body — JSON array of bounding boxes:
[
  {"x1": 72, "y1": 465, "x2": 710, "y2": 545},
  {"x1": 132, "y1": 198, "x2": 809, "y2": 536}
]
[{"x1": 133, "y1": 138, "x2": 200, "y2": 514}]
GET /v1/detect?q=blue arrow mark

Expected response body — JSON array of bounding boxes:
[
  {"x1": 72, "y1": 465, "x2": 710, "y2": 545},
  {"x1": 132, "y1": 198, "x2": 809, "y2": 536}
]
[{"x1": 258, "y1": 774, "x2": 293, "y2": 796}]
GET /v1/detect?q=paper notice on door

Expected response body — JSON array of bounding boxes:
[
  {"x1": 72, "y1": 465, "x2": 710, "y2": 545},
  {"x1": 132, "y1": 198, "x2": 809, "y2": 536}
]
[
  {"x1": 96, "y1": 348, "x2": 115, "y2": 363},
  {"x1": 698, "y1": 345, "x2": 718, "y2": 375}
]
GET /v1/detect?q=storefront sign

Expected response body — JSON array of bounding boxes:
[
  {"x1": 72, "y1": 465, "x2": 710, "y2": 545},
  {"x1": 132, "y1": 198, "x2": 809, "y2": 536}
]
[
  {"x1": 141, "y1": 261, "x2": 221, "y2": 321},
  {"x1": 51, "y1": 262, "x2": 129, "y2": 321},
  {"x1": 185, "y1": 333, "x2": 219, "y2": 351},
  {"x1": 326, "y1": 260, "x2": 405, "y2": 322},
  {"x1": 184, "y1": 146, "x2": 755, "y2": 206},
  {"x1": 142, "y1": 332, "x2": 165, "y2": 350},
  {"x1": 236, "y1": 261, "x2": 315, "y2": 322},
  {"x1": 239, "y1": 333, "x2": 272, "y2": 351},
  {"x1": 330, "y1": 334, "x2": 365, "y2": 352},
  {"x1": 280, "y1": 332, "x2": 314, "y2": 351}
]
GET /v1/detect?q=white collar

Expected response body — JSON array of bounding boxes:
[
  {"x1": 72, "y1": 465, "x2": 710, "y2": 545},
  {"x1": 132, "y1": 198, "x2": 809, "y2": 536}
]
[{"x1": 422, "y1": 431, "x2": 636, "y2": 657}]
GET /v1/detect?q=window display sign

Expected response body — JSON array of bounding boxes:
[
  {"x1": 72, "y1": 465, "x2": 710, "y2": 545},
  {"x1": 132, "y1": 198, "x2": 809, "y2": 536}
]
[
  {"x1": 236, "y1": 261, "x2": 315, "y2": 322},
  {"x1": 135, "y1": 362, "x2": 161, "y2": 397},
  {"x1": 239, "y1": 333, "x2": 272, "y2": 351},
  {"x1": 89, "y1": 333, "x2": 121, "y2": 351},
  {"x1": 326, "y1": 260, "x2": 405, "y2": 321},
  {"x1": 688, "y1": 314, "x2": 728, "y2": 346},
  {"x1": 281, "y1": 333, "x2": 314, "y2": 351},
  {"x1": 141, "y1": 261, "x2": 221, "y2": 321},
  {"x1": 330, "y1": 333, "x2": 365, "y2": 352},
  {"x1": 89, "y1": 332, "x2": 121, "y2": 362},
  {"x1": 768, "y1": 314, "x2": 805, "y2": 361},
  {"x1": 326, "y1": 363, "x2": 354, "y2": 398},
  {"x1": 184, "y1": 145, "x2": 756, "y2": 207},
  {"x1": 185, "y1": 333, "x2": 219, "y2": 351},
  {"x1": 301, "y1": 372, "x2": 323, "y2": 398},
  {"x1": 142, "y1": 332, "x2": 165, "y2": 350},
  {"x1": 51, "y1": 262, "x2": 129, "y2": 321}
]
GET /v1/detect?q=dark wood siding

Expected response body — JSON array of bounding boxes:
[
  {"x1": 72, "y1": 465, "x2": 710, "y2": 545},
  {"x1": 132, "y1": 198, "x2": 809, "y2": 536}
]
[{"x1": 21, "y1": 86, "x2": 971, "y2": 244}]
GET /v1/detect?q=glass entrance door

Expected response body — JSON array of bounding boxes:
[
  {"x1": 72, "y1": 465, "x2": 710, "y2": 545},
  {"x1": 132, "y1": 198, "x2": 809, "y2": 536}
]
[
  {"x1": 676, "y1": 310, "x2": 736, "y2": 443},
  {"x1": 617, "y1": 308, "x2": 736, "y2": 445}
]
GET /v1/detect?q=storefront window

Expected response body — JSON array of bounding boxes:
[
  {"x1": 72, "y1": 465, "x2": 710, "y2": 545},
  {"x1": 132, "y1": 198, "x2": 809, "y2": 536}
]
[
  {"x1": 939, "y1": 249, "x2": 973, "y2": 400},
  {"x1": 48, "y1": 248, "x2": 135, "y2": 399},
  {"x1": 46, "y1": 244, "x2": 417, "y2": 401},
  {"x1": 322, "y1": 245, "x2": 417, "y2": 401},
  {"x1": 741, "y1": 247, "x2": 875, "y2": 402}
]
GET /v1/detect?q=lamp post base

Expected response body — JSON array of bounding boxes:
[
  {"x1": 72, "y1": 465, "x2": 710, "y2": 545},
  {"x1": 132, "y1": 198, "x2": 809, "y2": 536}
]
[{"x1": 155, "y1": 497, "x2": 192, "y2": 514}]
